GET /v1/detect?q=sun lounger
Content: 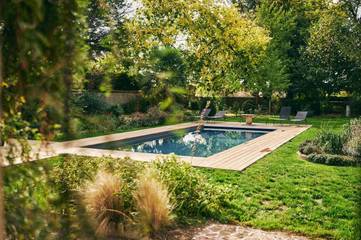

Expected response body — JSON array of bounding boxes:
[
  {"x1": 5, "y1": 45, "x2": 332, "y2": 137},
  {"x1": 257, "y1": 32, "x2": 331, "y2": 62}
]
[
  {"x1": 270, "y1": 106, "x2": 292, "y2": 121},
  {"x1": 207, "y1": 110, "x2": 226, "y2": 119},
  {"x1": 291, "y1": 111, "x2": 308, "y2": 122},
  {"x1": 195, "y1": 108, "x2": 211, "y2": 119}
]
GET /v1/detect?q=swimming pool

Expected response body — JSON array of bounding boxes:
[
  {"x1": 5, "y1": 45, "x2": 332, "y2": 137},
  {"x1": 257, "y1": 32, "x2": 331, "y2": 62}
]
[{"x1": 86, "y1": 126, "x2": 273, "y2": 157}]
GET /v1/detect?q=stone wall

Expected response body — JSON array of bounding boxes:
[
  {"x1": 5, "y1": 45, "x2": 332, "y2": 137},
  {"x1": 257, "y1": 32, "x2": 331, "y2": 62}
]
[{"x1": 103, "y1": 90, "x2": 142, "y2": 105}]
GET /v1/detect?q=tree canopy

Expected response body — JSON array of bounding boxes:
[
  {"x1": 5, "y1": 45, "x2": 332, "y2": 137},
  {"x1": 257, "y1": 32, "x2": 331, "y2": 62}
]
[
  {"x1": 126, "y1": 0, "x2": 270, "y2": 97},
  {"x1": 304, "y1": 5, "x2": 361, "y2": 96}
]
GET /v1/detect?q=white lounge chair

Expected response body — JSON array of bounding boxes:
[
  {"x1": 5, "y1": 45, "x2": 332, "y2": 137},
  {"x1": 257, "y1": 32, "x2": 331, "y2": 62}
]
[
  {"x1": 291, "y1": 111, "x2": 308, "y2": 122},
  {"x1": 207, "y1": 111, "x2": 226, "y2": 119},
  {"x1": 195, "y1": 108, "x2": 211, "y2": 119}
]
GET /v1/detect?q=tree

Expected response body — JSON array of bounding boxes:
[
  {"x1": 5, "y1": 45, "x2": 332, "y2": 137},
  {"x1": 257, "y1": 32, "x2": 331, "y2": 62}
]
[
  {"x1": 247, "y1": 0, "x2": 295, "y2": 112},
  {"x1": 139, "y1": 47, "x2": 187, "y2": 109},
  {"x1": 340, "y1": 0, "x2": 361, "y2": 22},
  {"x1": 253, "y1": 0, "x2": 332, "y2": 112},
  {"x1": 231, "y1": 0, "x2": 260, "y2": 12},
  {"x1": 304, "y1": 5, "x2": 361, "y2": 97},
  {"x1": 126, "y1": 0, "x2": 270, "y2": 97},
  {"x1": 87, "y1": 0, "x2": 130, "y2": 57},
  {"x1": 248, "y1": 51, "x2": 289, "y2": 113}
]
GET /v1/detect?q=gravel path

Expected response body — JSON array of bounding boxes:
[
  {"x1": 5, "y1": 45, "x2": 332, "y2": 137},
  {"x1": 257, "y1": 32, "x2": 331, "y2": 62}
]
[{"x1": 166, "y1": 223, "x2": 309, "y2": 240}]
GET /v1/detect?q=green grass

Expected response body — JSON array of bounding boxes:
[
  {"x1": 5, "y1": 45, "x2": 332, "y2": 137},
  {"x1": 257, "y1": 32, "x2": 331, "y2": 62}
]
[
  {"x1": 4, "y1": 115, "x2": 361, "y2": 239},
  {"x1": 200, "y1": 116, "x2": 361, "y2": 239}
]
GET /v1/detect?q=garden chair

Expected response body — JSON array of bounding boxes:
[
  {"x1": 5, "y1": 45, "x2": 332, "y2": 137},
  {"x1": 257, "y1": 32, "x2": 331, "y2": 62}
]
[
  {"x1": 195, "y1": 108, "x2": 211, "y2": 119},
  {"x1": 291, "y1": 111, "x2": 308, "y2": 122},
  {"x1": 270, "y1": 106, "x2": 291, "y2": 121},
  {"x1": 207, "y1": 110, "x2": 226, "y2": 119},
  {"x1": 278, "y1": 106, "x2": 292, "y2": 120}
]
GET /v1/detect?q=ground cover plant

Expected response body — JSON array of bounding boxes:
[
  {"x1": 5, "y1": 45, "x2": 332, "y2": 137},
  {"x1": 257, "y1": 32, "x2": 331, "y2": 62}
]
[{"x1": 3, "y1": 116, "x2": 361, "y2": 239}]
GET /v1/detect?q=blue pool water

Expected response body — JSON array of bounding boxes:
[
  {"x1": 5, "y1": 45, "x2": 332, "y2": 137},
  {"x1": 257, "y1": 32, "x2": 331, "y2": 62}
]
[{"x1": 87, "y1": 127, "x2": 271, "y2": 157}]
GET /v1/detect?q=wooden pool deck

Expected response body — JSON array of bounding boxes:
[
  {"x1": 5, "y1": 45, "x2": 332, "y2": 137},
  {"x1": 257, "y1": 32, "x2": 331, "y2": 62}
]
[{"x1": 1, "y1": 121, "x2": 310, "y2": 171}]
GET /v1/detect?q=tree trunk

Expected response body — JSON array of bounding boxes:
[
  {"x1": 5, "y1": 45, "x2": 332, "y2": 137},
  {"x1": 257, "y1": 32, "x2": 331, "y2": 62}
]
[
  {"x1": 58, "y1": 2, "x2": 76, "y2": 238},
  {"x1": 62, "y1": 0, "x2": 76, "y2": 138},
  {"x1": 0, "y1": 12, "x2": 7, "y2": 239}
]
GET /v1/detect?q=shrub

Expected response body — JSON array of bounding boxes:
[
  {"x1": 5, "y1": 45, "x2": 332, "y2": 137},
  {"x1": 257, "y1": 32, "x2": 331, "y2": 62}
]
[
  {"x1": 108, "y1": 104, "x2": 124, "y2": 117},
  {"x1": 151, "y1": 156, "x2": 231, "y2": 220},
  {"x1": 123, "y1": 99, "x2": 139, "y2": 114},
  {"x1": 120, "y1": 107, "x2": 168, "y2": 128},
  {"x1": 79, "y1": 115, "x2": 120, "y2": 133},
  {"x1": 82, "y1": 170, "x2": 127, "y2": 237},
  {"x1": 121, "y1": 112, "x2": 147, "y2": 128},
  {"x1": 146, "y1": 106, "x2": 168, "y2": 125},
  {"x1": 52, "y1": 155, "x2": 99, "y2": 190},
  {"x1": 74, "y1": 92, "x2": 111, "y2": 115},
  {"x1": 299, "y1": 140, "x2": 322, "y2": 155},
  {"x1": 344, "y1": 136, "x2": 361, "y2": 158},
  {"x1": 343, "y1": 118, "x2": 361, "y2": 158},
  {"x1": 134, "y1": 168, "x2": 173, "y2": 236},
  {"x1": 4, "y1": 160, "x2": 60, "y2": 239},
  {"x1": 183, "y1": 110, "x2": 197, "y2": 121},
  {"x1": 315, "y1": 130, "x2": 344, "y2": 154},
  {"x1": 102, "y1": 157, "x2": 144, "y2": 212},
  {"x1": 299, "y1": 118, "x2": 361, "y2": 167},
  {"x1": 307, "y1": 153, "x2": 359, "y2": 166}
]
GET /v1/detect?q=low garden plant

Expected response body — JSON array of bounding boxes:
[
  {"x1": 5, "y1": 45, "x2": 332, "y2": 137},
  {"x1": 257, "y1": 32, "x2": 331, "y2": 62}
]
[
  {"x1": 82, "y1": 170, "x2": 125, "y2": 237},
  {"x1": 133, "y1": 167, "x2": 173, "y2": 237},
  {"x1": 299, "y1": 118, "x2": 361, "y2": 166},
  {"x1": 58, "y1": 97, "x2": 186, "y2": 141},
  {"x1": 5, "y1": 155, "x2": 231, "y2": 239}
]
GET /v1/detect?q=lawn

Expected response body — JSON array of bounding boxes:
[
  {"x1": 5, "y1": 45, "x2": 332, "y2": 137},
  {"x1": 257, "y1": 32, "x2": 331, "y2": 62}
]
[
  {"x1": 4, "y1": 116, "x2": 361, "y2": 239},
  {"x1": 201, "y1": 116, "x2": 361, "y2": 239}
]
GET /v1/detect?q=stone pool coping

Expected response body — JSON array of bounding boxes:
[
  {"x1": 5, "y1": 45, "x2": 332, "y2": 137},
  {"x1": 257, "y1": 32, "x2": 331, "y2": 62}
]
[{"x1": 1, "y1": 121, "x2": 310, "y2": 171}]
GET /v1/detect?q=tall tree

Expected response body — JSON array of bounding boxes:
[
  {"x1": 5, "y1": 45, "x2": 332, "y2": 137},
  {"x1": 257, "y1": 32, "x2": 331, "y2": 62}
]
[
  {"x1": 246, "y1": 0, "x2": 295, "y2": 112},
  {"x1": 87, "y1": 0, "x2": 130, "y2": 57},
  {"x1": 231, "y1": 0, "x2": 260, "y2": 12},
  {"x1": 254, "y1": 0, "x2": 330, "y2": 112},
  {"x1": 304, "y1": 5, "x2": 361, "y2": 97},
  {"x1": 127, "y1": 0, "x2": 270, "y2": 97},
  {"x1": 139, "y1": 46, "x2": 187, "y2": 109}
]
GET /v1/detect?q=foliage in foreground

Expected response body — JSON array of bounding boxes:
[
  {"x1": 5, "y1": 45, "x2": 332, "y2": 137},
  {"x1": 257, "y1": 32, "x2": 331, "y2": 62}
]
[
  {"x1": 4, "y1": 155, "x2": 230, "y2": 239},
  {"x1": 152, "y1": 157, "x2": 233, "y2": 221},
  {"x1": 133, "y1": 167, "x2": 173, "y2": 236},
  {"x1": 82, "y1": 171, "x2": 124, "y2": 237}
]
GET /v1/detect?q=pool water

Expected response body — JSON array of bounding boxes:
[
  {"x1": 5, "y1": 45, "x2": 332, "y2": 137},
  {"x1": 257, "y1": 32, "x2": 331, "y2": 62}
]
[{"x1": 87, "y1": 127, "x2": 270, "y2": 157}]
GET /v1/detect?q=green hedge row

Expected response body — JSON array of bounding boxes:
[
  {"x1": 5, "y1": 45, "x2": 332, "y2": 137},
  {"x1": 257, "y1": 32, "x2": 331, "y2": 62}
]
[{"x1": 307, "y1": 153, "x2": 360, "y2": 167}]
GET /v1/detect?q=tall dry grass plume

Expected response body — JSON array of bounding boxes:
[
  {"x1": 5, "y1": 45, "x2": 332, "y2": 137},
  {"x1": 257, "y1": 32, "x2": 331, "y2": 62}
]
[
  {"x1": 134, "y1": 167, "x2": 173, "y2": 236},
  {"x1": 82, "y1": 170, "x2": 127, "y2": 237}
]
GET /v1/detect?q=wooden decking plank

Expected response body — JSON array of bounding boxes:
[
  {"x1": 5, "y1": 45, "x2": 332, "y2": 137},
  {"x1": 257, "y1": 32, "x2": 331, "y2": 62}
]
[
  {"x1": 210, "y1": 127, "x2": 309, "y2": 170},
  {"x1": 206, "y1": 130, "x2": 286, "y2": 167}
]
